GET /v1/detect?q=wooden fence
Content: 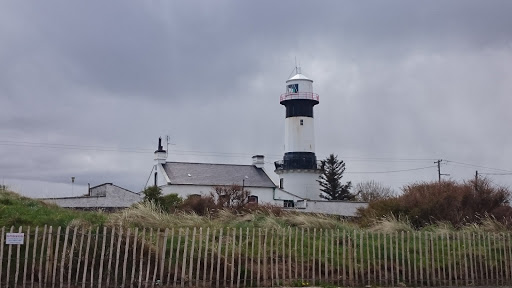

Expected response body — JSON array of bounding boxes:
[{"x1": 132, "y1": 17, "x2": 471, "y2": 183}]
[{"x1": 1, "y1": 226, "x2": 512, "y2": 287}]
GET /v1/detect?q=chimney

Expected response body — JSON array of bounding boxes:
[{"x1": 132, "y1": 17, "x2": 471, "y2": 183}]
[
  {"x1": 252, "y1": 155, "x2": 265, "y2": 169},
  {"x1": 154, "y1": 137, "x2": 167, "y2": 164}
]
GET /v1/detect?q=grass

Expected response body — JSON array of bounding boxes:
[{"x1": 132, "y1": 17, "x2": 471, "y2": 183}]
[
  {"x1": 0, "y1": 190, "x2": 106, "y2": 228},
  {"x1": 2, "y1": 189, "x2": 511, "y2": 234}
]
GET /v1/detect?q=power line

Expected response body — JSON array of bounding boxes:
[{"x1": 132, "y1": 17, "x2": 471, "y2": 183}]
[
  {"x1": 0, "y1": 140, "x2": 440, "y2": 162},
  {"x1": 345, "y1": 165, "x2": 438, "y2": 174},
  {"x1": 479, "y1": 173, "x2": 512, "y2": 176},
  {"x1": 446, "y1": 160, "x2": 512, "y2": 173}
]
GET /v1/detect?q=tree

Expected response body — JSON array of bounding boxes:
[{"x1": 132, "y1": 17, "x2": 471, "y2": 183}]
[
  {"x1": 210, "y1": 184, "x2": 250, "y2": 210},
  {"x1": 354, "y1": 180, "x2": 394, "y2": 202},
  {"x1": 317, "y1": 154, "x2": 353, "y2": 200},
  {"x1": 142, "y1": 186, "x2": 162, "y2": 203}
]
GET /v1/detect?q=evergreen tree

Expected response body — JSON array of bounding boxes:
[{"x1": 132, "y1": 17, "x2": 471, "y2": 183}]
[
  {"x1": 317, "y1": 154, "x2": 353, "y2": 200},
  {"x1": 142, "y1": 185, "x2": 162, "y2": 203}
]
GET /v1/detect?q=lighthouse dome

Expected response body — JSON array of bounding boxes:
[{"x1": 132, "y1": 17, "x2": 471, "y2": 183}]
[{"x1": 286, "y1": 73, "x2": 313, "y2": 82}]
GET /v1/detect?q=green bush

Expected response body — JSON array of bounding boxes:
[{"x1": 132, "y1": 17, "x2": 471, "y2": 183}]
[{"x1": 160, "y1": 193, "x2": 183, "y2": 212}]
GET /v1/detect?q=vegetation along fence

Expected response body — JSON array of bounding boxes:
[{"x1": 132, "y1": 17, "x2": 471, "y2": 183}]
[{"x1": 2, "y1": 226, "x2": 512, "y2": 287}]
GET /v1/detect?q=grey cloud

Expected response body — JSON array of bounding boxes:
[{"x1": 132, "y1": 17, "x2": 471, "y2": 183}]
[{"x1": 1, "y1": 1, "x2": 511, "y2": 196}]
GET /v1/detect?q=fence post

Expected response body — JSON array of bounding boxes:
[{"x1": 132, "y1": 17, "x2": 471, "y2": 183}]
[
  {"x1": 424, "y1": 231, "x2": 429, "y2": 287},
  {"x1": 230, "y1": 228, "x2": 235, "y2": 288},
  {"x1": 337, "y1": 229, "x2": 341, "y2": 287},
  {"x1": 130, "y1": 227, "x2": 138, "y2": 288},
  {"x1": 216, "y1": 228, "x2": 222, "y2": 288},
  {"x1": 270, "y1": 229, "x2": 274, "y2": 286},
  {"x1": 152, "y1": 228, "x2": 161, "y2": 288},
  {"x1": 372, "y1": 232, "x2": 377, "y2": 286},
  {"x1": 375, "y1": 232, "x2": 379, "y2": 287},
  {"x1": 31, "y1": 226, "x2": 39, "y2": 288},
  {"x1": 383, "y1": 232, "x2": 387, "y2": 286},
  {"x1": 145, "y1": 228, "x2": 153, "y2": 288},
  {"x1": 181, "y1": 228, "x2": 189, "y2": 288},
  {"x1": 0, "y1": 227, "x2": 4, "y2": 288},
  {"x1": 105, "y1": 227, "x2": 114, "y2": 288},
  {"x1": 167, "y1": 228, "x2": 174, "y2": 286},
  {"x1": 244, "y1": 227, "x2": 249, "y2": 287},
  {"x1": 23, "y1": 226, "x2": 31, "y2": 288},
  {"x1": 469, "y1": 232, "x2": 474, "y2": 285},
  {"x1": 121, "y1": 228, "x2": 130, "y2": 288},
  {"x1": 113, "y1": 227, "x2": 123, "y2": 288},
  {"x1": 440, "y1": 233, "x2": 445, "y2": 286},
  {"x1": 196, "y1": 228, "x2": 202, "y2": 288},
  {"x1": 39, "y1": 225, "x2": 48, "y2": 288},
  {"x1": 295, "y1": 228, "x2": 298, "y2": 282},
  {"x1": 237, "y1": 228, "x2": 242, "y2": 288},
  {"x1": 401, "y1": 231, "x2": 405, "y2": 286},
  {"x1": 312, "y1": 228, "x2": 316, "y2": 285},
  {"x1": 188, "y1": 228, "x2": 196, "y2": 287},
  {"x1": 174, "y1": 228, "x2": 182, "y2": 287},
  {"x1": 395, "y1": 231, "x2": 399, "y2": 287},
  {"x1": 81, "y1": 227, "x2": 92, "y2": 288},
  {"x1": 360, "y1": 231, "x2": 365, "y2": 286},
  {"x1": 301, "y1": 228, "x2": 305, "y2": 285},
  {"x1": 138, "y1": 228, "x2": 146, "y2": 288},
  {"x1": 89, "y1": 227, "x2": 99, "y2": 288},
  {"x1": 14, "y1": 226, "x2": 23, "y2": 288},
  {"x1": 161, "y1": 228, "x2": 168, "y2": 287},
  {"x1": 59, "y1": 226, "x2": 69, "y2": 288},
  {"x1": 202, "y1": 228, "x2": 209, "y2": 288}
]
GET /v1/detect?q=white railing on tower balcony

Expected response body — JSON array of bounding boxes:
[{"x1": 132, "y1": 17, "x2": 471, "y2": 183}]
[{"x1": 280, "y1": 92, "x2": 319, "y2": 102}]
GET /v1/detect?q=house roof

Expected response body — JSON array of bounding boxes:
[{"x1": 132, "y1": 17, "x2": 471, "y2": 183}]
[{"x1": 162, "y1": 162, "x2": 277, "y2": 188}]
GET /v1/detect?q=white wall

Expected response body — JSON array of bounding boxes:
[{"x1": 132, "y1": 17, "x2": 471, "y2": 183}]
[
  {"x1": 286, "y1": 79, "x2": 313, "y2": 93},
  {"x1": 277, "y1": 171, "x2": 321, "y2": 200},
  {"x1": 284, "y1": 117, "x2": 315, "y2": 153},
  {"x1": 160, "y1": 184, "x2": 302, "y2": 205},
  {"x1": 286, "y1": 200, "x2": 368, "y2": 217}
]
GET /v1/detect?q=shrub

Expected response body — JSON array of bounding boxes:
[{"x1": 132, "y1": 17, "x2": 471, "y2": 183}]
[
  {"x1": 159, "y1": 193, "x2": 183, "y2": 212},
  {"x1": 354, "y1": 180, "x2": 394, "y2": 202},
  {"x1": 179, "y1": 195, "x2": 216, "y2": 216},
  {"x1": 357, "y1": 178, "x2": 512, "y2": 228}
]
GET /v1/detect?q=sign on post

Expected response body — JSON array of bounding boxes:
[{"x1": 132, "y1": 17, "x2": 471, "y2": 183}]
[{"x1": 6, "y1": 233, "x2": 24, "y2": 245}]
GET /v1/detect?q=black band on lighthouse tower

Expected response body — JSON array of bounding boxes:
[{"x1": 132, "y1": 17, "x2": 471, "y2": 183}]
[{"x1": 282, "y1": 99, "x2": 317, "y2": 118}]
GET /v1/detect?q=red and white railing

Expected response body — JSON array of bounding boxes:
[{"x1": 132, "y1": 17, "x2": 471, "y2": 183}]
[{"x1": 280, "y1": 92, "x2": 319, "y2": 102}]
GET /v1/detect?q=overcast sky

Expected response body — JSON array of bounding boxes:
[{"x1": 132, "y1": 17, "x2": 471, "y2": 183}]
[{"x1": 1, "y1": 1, "x2": 512, "y2": 198}]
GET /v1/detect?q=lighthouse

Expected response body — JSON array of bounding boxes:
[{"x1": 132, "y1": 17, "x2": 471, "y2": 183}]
[{"x1": 274, "y1": 67, "x2": 322, "y2": 200}]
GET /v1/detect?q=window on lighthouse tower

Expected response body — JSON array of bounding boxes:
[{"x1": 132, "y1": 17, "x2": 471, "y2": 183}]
[
  {"x1": 300, "y1": 119, "x2": 304, "y2": 126},
  {"x1": 287, "y1": 84, "x2": 298, "y2": 93}
]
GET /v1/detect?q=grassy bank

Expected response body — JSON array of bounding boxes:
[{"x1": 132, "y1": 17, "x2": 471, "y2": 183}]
[{"x1": 0, "y1": 190, "x2": 106, "y2": 227}]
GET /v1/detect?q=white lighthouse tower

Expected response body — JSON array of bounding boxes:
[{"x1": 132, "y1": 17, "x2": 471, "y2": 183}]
[{"x1": 274, "y1": 67, "x2": 322, "y2": 200}]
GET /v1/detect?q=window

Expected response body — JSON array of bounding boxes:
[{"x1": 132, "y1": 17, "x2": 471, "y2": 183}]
[
  {"x1": 248, "y1": 195, "x2": 258, "y2": 204},
  {"x1": 287, "y1": 84, "x2": 299, "y2": 93},
  {"x1": 279, "y1": 178, "x2": 284, "y2": 189},
  {"x1": 300, "y1": 119, "x2": 303, "y2": 125},
  {"x1": 283, "y1": 200, "x2": 295, "y2": 208}
]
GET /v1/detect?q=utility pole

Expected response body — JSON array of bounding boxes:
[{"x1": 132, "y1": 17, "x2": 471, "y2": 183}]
[
  {"x1": 435, "y1": 160, "x2": 450, "y2": 182},
  {"x1": 475, "y1": 170, "x2": 478, "y2": 191}
]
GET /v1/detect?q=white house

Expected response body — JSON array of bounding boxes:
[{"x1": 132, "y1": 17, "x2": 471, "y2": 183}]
[
  {"x1": 150, "y1": 142, "x2": 303, "y2": 205},
  {"x1": 41, "y1": 183, "x2": 142, "y2": 210}
]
